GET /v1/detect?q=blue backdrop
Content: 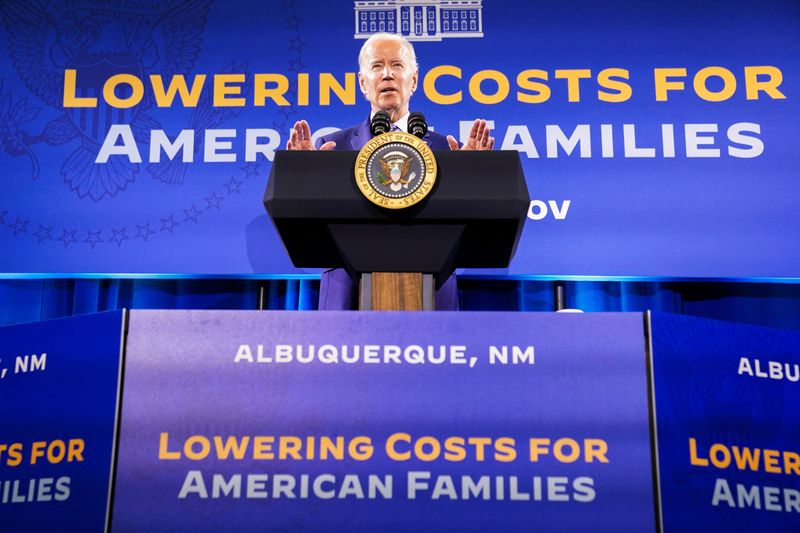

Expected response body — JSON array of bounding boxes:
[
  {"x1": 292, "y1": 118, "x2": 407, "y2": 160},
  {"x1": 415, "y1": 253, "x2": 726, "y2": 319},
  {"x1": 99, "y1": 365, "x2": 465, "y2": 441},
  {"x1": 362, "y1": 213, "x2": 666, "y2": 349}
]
[
  {"x1": 651, "y1": 312, "x2": 800, "y2": 531},
  {"x1": 0, "y1": 311, "x2": 124, "y2": 532},
  {"x1": 0, "y1": 0, "x2": 798, "y2": 279},
  {"x1": 1, "y1": 0, "x2": 799, "y2": 326}
]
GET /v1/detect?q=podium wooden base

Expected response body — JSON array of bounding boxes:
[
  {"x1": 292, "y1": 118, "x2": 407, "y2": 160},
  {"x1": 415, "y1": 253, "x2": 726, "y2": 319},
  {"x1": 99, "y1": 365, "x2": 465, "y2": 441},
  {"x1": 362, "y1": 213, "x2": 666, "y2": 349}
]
[{"x1": 359, "y1": 273, "x2": 435, "y2": 311}]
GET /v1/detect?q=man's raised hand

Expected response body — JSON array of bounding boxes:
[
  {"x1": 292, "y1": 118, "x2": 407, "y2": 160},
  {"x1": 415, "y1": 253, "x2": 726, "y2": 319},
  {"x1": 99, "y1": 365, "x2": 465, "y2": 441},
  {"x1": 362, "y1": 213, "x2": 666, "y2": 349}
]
[
  {"x1": 285, "y1": 120, "x2": 336, "y2": 150},
  {"x1": 447, "y1": 119, "x2": 494, "y2": 151}
]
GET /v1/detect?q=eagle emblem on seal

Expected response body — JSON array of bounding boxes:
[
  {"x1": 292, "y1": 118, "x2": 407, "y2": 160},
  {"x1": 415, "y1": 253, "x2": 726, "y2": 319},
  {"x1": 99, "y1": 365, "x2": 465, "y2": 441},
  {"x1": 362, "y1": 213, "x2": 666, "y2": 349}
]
[{"x1": 378, "y1": 151, "x2": 417, "y2": 192}]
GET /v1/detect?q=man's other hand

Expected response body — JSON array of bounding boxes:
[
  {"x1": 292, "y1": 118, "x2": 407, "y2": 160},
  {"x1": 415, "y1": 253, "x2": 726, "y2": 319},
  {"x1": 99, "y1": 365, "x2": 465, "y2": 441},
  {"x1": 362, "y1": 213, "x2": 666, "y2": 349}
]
[
  {"x1": 447, "y1": 119, "x2": 494, "y2": 151},
  {"x1": 285, "y1": 120, "x2": 336, "y2": 150}
]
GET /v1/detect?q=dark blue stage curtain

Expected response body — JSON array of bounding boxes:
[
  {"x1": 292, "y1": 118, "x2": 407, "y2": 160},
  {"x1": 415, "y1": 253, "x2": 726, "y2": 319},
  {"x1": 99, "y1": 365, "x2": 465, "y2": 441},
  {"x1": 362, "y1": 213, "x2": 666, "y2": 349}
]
[
  {"x1": 1, "y1": 278, "x2": 798, "y2": 331},
  {"x1": 458, "y1": 279, "x2": 800, "y2": 331}
]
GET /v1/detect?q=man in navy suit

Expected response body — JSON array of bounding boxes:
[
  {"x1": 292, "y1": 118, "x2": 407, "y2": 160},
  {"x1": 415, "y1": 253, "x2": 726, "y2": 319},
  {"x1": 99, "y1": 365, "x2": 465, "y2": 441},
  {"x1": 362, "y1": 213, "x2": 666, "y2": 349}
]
[{"x1": 286, "y1": 33, "x2": 494, "y2": 310}]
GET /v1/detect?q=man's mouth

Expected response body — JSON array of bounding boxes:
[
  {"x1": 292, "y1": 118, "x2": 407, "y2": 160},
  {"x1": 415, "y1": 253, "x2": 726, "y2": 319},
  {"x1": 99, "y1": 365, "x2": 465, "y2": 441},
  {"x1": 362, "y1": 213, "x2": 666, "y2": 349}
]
[{"x1": 380, "y1": 87, "x2": 398, "y2": 93}]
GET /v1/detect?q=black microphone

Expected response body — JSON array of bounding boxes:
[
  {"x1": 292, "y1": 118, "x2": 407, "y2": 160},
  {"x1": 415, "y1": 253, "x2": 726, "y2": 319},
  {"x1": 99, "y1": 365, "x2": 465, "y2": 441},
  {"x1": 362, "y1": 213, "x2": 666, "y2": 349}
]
[
  {"x1": 370, "y1": 110, "x2": 391, "y2": 136},
  {"x1": 408, "y1": 112, "x2": 428, "y2": 139}
]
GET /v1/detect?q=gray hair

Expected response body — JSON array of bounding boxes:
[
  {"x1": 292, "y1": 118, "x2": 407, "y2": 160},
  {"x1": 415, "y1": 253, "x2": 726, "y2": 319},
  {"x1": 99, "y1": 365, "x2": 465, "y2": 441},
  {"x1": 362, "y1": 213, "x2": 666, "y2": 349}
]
[{"x1": 358, "y1": 33, "x2": 418, "y2": 74}]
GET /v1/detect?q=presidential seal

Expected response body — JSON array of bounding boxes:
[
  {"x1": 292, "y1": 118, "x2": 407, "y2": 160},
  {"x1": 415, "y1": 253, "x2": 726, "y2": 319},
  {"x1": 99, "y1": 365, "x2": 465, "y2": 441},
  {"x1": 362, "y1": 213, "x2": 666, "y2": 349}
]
[{"x1": 354, "y1": 132, "x2": 437, "y2": 209}]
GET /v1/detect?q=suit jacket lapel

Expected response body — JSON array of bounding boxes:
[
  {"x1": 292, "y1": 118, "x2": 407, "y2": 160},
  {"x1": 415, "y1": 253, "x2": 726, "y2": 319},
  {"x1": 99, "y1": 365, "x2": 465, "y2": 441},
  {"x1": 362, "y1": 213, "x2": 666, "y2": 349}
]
[{"x1": 350, "y1": 118, "x2": 371, "y2": 150}]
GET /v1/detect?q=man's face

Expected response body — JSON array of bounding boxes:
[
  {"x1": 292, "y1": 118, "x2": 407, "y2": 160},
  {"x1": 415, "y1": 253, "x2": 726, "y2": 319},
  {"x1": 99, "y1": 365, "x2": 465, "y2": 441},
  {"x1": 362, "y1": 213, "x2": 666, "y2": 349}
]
[{"x1": 358, "y1": 39, "x2": 418, "y2": 121}]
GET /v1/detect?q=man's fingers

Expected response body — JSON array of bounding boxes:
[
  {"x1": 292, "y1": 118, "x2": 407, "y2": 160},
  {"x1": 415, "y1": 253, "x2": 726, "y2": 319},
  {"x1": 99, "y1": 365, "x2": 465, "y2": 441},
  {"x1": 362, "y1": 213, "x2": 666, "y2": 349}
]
[
  {"x1": 300, "y1": 120, "x2": 312, "y2": 141},
  {"x1": 447, "y1": 135, "x2": 460, "y2": 151},
  {"x1": 487, "y1": 137, "x2": 494, "y2": 150},
  {"x1": 292, "y1": 121, "x2": 305, "y2": 142},
  {"x1": 319, "y1": 141, "x2": 336, "y2": 151},
  {"x1": 480, "y1": 122, "x2": 490, "y2": 144},
  {"x1": 468, "y1": 119, "x2": 480, "y2": 140},
  {"x1": 476, "y1": 120, "x2": 486, "y2": 141}
]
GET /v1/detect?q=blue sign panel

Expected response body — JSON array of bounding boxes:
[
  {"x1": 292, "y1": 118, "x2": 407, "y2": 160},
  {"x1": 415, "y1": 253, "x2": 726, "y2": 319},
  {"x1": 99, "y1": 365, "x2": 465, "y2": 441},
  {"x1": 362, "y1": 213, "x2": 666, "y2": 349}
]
[
  {"x1": 112, "y1": 310, "x2": 655, "y2": 531},
  {"x1": 1, "y1": 0, "x2": 797, "y2": 279},
  {"x1": 650, "y1": 312, "x2": 800, "y2": 531},
  {"x1": 0, "y1": 310, "x2": 125, "y2": 532}
]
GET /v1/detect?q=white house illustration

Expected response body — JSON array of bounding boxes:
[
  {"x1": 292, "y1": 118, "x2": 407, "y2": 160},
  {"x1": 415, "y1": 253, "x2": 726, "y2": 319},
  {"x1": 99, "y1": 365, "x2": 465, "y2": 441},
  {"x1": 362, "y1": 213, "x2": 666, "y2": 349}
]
[{"x1": 354, "y1": 0, "x2": 484, "y2": 41}]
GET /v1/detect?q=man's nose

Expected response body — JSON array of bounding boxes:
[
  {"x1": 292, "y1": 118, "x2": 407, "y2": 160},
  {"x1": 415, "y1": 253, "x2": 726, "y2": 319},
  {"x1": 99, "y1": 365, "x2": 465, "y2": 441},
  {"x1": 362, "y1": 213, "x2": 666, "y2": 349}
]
[{"x1": 381, "y1": 65, "x2": 394, "y2": 79}]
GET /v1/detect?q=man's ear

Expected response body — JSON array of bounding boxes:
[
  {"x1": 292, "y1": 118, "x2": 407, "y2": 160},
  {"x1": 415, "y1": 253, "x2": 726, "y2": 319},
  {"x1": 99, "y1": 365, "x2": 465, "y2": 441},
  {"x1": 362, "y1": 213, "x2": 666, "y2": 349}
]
[
  {"x1": 358, "y1": 72, "x2": 368, "y2": 96},
  {"x1": 411, "y1": 69, "x2": 419, "y2": 93}
]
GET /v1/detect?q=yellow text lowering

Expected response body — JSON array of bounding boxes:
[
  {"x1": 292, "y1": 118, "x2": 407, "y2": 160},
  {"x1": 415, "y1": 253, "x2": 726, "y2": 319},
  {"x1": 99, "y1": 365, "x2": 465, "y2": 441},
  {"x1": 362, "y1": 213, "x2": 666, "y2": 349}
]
[{"x1": 689, "y1": 437, "x2": 799, "y2": 476}]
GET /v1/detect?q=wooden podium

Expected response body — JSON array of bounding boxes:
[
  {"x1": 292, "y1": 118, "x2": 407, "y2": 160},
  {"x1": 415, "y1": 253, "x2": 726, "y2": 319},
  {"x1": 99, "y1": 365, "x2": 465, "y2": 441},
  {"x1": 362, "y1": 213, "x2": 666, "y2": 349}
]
[
  {"x1": 264, "y1": 150, "x2": 529, "y2": 310},
  {"x1": 361, "y1": 272, "x2": 427, "y2": 311}
]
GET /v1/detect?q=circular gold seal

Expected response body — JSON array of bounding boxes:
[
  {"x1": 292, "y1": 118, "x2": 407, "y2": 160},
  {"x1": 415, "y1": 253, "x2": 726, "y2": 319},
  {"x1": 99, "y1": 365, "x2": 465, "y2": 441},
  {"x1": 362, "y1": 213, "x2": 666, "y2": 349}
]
[{"x1": 354, "y1": 131, "x2": 437, "y2": 209}]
